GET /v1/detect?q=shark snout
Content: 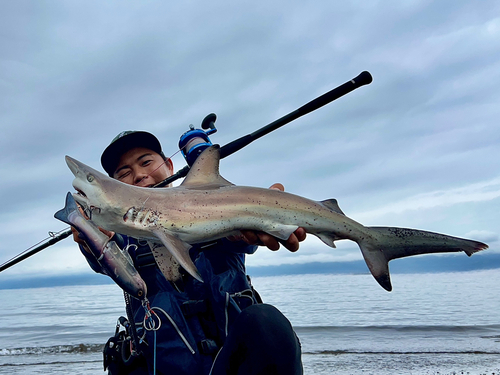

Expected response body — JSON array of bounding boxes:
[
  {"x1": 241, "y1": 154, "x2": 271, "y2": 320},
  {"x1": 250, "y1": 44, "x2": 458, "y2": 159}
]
[
  {"x1": 65, "y1": 155, "x2": 93, "y2": 209},
  {"x1": 65, "y1": 155, "x2": 80, "y2": 177}
]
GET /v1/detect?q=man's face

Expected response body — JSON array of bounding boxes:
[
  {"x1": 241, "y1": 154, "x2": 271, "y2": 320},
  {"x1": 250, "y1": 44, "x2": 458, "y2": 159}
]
[{"x1": 113, "y1": 147, "x2": 174, "y2": 187}]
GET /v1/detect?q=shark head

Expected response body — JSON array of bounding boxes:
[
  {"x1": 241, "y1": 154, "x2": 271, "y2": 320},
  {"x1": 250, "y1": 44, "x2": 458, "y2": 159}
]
[
  {"x1": 65, "y1": 155, "x2": 131, "y2": 224},
  {"x1": 64, "y1": 155, "x2": 203, "y2": 282},
  {"x1": 66, "y1": 156, "x2": 107, "y2": 210}
]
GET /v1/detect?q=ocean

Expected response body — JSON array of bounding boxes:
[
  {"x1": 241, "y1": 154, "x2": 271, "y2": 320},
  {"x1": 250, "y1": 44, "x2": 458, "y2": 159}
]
[{"x1": 1, "y1": 269, "x2": 499, "y2": 374}]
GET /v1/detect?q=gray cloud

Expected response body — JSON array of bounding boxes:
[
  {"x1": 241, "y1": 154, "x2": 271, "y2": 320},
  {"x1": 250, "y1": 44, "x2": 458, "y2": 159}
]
[{"x1": 1, "y1": 1, "x2": 499, "y2": 281}]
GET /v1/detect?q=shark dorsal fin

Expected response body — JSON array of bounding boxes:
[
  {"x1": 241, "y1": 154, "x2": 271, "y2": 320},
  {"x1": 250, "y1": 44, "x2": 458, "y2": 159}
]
[
  {"x1": 180, "y1": 145, "x2": 234, "y2": 189},
  {"x1": 321, "y1": 198, "x2": 345, "y2": 215}
]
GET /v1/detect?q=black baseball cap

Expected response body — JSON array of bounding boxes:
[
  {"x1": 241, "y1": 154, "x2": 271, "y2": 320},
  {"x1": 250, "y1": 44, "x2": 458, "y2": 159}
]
[{"x1": 101, "y1": 131, "x2": 164, "y2": 176}]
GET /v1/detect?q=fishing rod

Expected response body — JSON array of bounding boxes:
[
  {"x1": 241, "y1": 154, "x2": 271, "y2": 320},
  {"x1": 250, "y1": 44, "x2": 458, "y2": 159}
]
[
  {"x1": 154, "y1": 70, "x2": 373, "y2": 187},
  {"x1": 0, "y1": 71, "x2": 372, "y2": 273},
  {"x1": 0, "y1": 228, "x2": 72, "y2": 273}
]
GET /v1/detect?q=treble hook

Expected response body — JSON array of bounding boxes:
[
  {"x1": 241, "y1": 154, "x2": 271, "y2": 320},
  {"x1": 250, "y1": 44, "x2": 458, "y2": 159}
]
[{"x1": 142, "y1": 298, "x2": 161, "y2": 331}]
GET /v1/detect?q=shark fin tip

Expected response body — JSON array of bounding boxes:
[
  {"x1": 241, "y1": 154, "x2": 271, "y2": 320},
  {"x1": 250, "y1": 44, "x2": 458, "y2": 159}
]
[{"x1": 376, "y1": 274, "x2": 392, "y2": 292}]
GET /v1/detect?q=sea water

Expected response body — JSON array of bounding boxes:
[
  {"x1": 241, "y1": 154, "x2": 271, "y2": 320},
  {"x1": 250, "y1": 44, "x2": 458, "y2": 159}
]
[{"x1": 0, "y1": 270, "x2": 499, "y2": 374}]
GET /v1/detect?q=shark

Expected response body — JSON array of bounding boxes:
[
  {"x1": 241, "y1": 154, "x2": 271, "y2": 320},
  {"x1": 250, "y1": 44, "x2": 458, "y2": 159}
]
[{"x1": 65, "y1": 145, "x2": 488, "y2": 291}]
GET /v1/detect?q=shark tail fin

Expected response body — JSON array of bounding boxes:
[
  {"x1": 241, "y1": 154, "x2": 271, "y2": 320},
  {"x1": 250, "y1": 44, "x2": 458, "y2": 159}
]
[
  {"x1": 54, "y1": 192, "x2": 78, "y2": 225},
  {"x1": 357, "y1": 226, "x2": 489, "y2": 292}
]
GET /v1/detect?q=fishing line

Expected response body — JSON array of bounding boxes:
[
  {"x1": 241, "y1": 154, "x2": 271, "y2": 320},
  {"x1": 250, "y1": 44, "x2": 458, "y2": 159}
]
[
  {"x1": 153, "y1": 330, "x2": 157, "y2": 375},
  {"x1": 140, "y1": 299, "x2": 160, "y2": 375},
  {"x1": 135, "y1": 146, "x2": 186, "y2": 186}
]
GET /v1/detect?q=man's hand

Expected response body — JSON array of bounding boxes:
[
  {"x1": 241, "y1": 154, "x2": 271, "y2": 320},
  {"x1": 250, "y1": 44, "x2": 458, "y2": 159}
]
[{"x1": 230, "y1": 183, "x2": 307, "y2": 252}]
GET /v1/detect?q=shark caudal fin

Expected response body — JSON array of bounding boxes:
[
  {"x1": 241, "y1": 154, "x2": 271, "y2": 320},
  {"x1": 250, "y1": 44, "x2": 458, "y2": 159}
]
[
  {"x1": 54, "y1": 192, "x2": 78, "y2": 225},
  {"x1": 358, "y1": 227, "x2": 488, "y2": 292}
]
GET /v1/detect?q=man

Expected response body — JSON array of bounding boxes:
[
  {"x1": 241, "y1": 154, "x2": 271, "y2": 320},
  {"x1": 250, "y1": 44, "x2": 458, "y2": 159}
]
[{"x1": 73, "y1": 131, "x2": 305, "y2": 374}]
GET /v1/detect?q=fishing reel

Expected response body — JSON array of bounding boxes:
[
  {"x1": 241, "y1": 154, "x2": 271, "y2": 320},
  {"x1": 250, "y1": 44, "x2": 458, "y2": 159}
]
[{"x1": 178, "y1": 113, "x2": 218, "y2": 166}]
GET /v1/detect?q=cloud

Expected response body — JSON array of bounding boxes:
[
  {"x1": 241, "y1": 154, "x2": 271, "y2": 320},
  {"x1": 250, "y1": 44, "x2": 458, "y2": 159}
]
[
  {"x1": 464, "y1": 230, "x2": 499, "y2": 244},
  {"x1": 1, "y1": 0, "x2": 499, "y2": 283},
  {"x1": 246, "y1": 236, "x2": 363, "y2": 267},
  {"x1": 355, "y1": 177, "x2": 500, "y2": 220}
]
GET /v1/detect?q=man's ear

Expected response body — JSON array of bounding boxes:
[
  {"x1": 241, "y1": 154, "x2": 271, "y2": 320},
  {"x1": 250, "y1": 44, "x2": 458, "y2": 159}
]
[{"x1": 165, "y1": 157, "x2": 174, "y2": 174}]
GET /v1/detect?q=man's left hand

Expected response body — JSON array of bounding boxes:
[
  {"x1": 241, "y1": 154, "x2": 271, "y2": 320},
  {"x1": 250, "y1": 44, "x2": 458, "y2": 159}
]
[{"x1": 230, "y1": 183, "x2": 307, "y2": 252}]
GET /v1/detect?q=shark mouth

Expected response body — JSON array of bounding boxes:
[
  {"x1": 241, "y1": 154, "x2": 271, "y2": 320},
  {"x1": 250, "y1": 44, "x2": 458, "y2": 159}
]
[
  {"x1": 71, "y1": 187, "x2": 90, "y2": 212},
  {"x1": 75, "y1": 187, "x2": 87, "y2": 198}
]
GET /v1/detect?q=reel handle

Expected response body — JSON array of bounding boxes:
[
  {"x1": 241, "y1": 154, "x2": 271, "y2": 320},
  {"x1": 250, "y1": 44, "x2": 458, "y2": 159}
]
[{"x1": 201, "y1": 113, "x2": 217, "y2": 130}]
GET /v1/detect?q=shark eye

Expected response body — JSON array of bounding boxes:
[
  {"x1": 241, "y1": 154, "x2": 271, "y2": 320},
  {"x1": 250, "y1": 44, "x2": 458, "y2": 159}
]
[{"x1": 87, "y1": 174, "x2": 95, "y2": 183}]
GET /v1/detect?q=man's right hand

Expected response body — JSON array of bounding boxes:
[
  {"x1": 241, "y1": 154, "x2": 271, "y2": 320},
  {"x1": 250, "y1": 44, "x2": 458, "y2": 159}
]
[
  {"x1": 71, "y1": 226, "x2": 92, "y2": 253},
  {"x1": 71, "y1": 204, "x2": 115, "y2": 254}
]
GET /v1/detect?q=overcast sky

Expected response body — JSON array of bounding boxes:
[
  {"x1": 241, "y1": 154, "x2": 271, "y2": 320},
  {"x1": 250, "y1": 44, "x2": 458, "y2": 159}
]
[{"x1": 0, "y1": 1, "x2": 499, "y2": 284}]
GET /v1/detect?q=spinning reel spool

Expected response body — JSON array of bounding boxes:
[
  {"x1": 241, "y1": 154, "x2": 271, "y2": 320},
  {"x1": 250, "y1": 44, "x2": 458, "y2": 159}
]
[{"x1": 178, "y1": 113, "x2": 218, "y2": 166}]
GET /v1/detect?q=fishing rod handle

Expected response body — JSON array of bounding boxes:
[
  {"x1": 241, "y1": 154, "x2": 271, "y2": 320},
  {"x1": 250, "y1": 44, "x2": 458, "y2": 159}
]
[
  {"x1": 219, "y1": 71, "x2": 372, "y2": 159},
  {"x1": 297, "y1": 71, "x2": 372, "y2": 117}
]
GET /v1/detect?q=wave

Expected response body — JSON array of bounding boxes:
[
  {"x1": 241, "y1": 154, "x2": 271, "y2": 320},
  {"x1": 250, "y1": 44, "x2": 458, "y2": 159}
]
[
  {"x1": 294, "y1": 324, "x2": 500, "y2": 334},
  {"x1": 0, "y1": 359, "x2": 101, "y2": 369},
  {"x1": 303, "y1": 349, "x2": 500, "y2": 355},
  {"x1": 0, "y1": 343, "x2": 103, "y2": 356},
  {"x1": 3, "y1": 324, "x2": 500, "y2": 360}
]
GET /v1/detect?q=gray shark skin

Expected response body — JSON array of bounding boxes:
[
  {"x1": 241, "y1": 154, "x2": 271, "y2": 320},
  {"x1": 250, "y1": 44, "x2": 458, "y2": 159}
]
[
  {"x1": 55, "y1": 192, "x2": 147, "y2": 299},
  {"x1": 64, "y1": 146, "x2": 488, "y2": 291}
]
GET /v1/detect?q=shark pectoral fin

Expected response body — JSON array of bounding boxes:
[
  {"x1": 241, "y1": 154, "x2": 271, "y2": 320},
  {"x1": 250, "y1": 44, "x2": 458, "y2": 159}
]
[
  {"x1": 358, "y1": 240, "x2": 392, "y2": 292},
  {"x1": 264, "y1": 225, "x2": 299, "y2": 241},
  {"x1": 151, "y1": 230, "x2": 203, "y2": 283}
]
